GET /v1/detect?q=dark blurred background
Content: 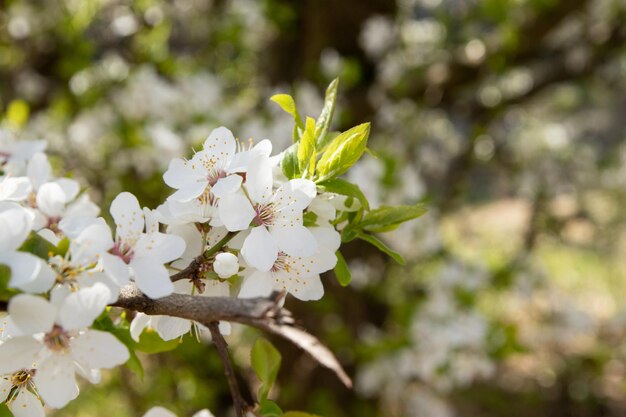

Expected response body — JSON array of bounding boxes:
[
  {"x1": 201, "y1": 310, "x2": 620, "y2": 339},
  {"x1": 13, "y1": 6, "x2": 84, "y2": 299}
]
[{"x1": 2, "y1": 0, "x2": 626, "y2": 416}]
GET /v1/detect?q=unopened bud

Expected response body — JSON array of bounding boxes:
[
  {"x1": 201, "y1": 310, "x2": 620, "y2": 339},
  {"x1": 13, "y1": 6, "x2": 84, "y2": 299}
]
[{"x1": 213, "y1": 252, "x2": 239, "y2": 278}]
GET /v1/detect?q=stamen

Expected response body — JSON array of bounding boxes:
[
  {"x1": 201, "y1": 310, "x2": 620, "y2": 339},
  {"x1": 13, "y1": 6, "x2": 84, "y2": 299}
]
[{"x1": 253, "y1": 203, "x2": 275, "y2": 227}]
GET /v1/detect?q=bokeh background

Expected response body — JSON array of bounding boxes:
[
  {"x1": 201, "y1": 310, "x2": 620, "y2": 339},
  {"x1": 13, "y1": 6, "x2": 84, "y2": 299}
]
[{"x1": 2, "y1": 0, "x2": 626, "y2": 416}]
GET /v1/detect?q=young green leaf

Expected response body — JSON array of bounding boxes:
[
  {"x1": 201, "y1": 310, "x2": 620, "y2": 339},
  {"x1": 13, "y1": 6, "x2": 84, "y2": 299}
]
[
  {"x1": 297, "y1": 117, "x2": 317, "y2": 178},
  {"x1": 281, "y1": 143, "x2": 300, "y2": 179},
  {"x1": 251, "y1": 338, "x2": 282, "y2": 402},
  {"x1": 317, "y1": 131, "x2": 340, "y2": 153},
  {"x1": 270, "y1": 94, "x2": 304, "y2": 142},
  {"x1": 358, "y1": 204, "x2": 427, "y2": 233},
  {"x1": 316, "y1": 178, "x2": 370, "y2": 211},
  {"x1": 18, "y1": 232, "x2": 58, "y2": 260},
  {"x1": 0, "y1": 264, "x2": 17, "y2": 301},
  {"x1": 334, "y1": 251, "x2": 351, "y2": 286},
  {"x1": 315, "y1": 78, "x2": 339, "y2": 146},
  {"x1": 316, "y1": 123, "x2": 370, "y2": 181},
  {"x1": 356, "y1": 233, "x2": 405, "y2": 265},
  {"x1": 258, "y1": 400, "x2": 283, "y2": 417}
]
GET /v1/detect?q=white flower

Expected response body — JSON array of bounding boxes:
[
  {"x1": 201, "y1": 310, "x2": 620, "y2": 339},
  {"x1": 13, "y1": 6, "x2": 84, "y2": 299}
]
[
  {"x1": 0, "y1": 131, "x2": 46, "y2": 176},
  {"x1": 163, "y1": 127, "x2": 271, "y2": 203},
  {"x1": 219, "y1": 156, "x2": 318, "y2": 272},
  {"x1": 0, "y1": 369, "x2": 44, "y2": 417},
  {"x1": 0, "y1": 176, "x2": 32, "y2": 202},
  {"x1": 0, "y1": 202, "x2": 55, "y2": 293},
  {"x1": 213, "y1": 252, "x2": 239, "y2": 278},
  {"x1": 0, "y1": 284, "x2": 129, "y2": 409},
  {"x1": 101, "y1": 192, "x2": 185, "y2": 299},
  {"x1": 239, "y1": 226, "x2": 340, "y2": 301},
  {"x1": 143, "y1": 406, "x2": 214, "y2": 417}
]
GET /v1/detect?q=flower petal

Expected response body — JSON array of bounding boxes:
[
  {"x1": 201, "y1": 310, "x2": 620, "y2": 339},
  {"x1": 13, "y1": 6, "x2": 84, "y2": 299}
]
[
  {"x1": 71, "y1": 329, "x2": 129, "y2": 369},
  {"x1": 239, "y1": 271, "x2": 273, "y2": 298},
  {"x1": 57, "y1": 283, "x2": 111, "y2": 331},
  {"x1": 211, "y1": 174, "x2": 242, "y2": 198},
  {"x1": 134, "y1": 232, "x2": 186, "y2": 264},
  {"x1": 8, "y1": 389, "x2": 45, "y2": 417},
  {"x1": 8, "y1": 294, "x2": 56, "y2": 335},
  {"x1": 202, "y1": 126, "x2": 236, "y2": 161},
  {"x1": 131, "y1": 259, "x2": 174, "y2": 299},
  {"x1": 271, "y1": 224, "x2": 317, "y2": 257},
  {"x1": 241, "y1": 227, "x2": 278, "y2": 272},
  {"x1": 0, "y1": 251, "x2": 41, "y2": 290},
  {"x1": 34, "y1": 354, "x2": 79, "y2": 409},
  {"x1": 218, "y1": 192, "x2": 255, "y2": 232},
  {"x1": 0, "y1": 177, "x2": 32, "y2": 201},
  {"x1": 155, "y1": 316, "x2": 191, "y2": 341},
  {"x1": 101, "y1": 252, "x2": 131, "y2": 286},
  {"x1": 130, "y1": 313, "x2": 152, "y2": 342},
  {"x1": 246, "y1": 156, "x2": 273, "y2": 205},
  {"x1": 36, "y1": 182, "x2": 66, "y2": 217},
  {"x1": 228, "y1": 139, "x2": 272, "y2": 173},
  {"x1": 0, "y1": 337, "x2": 42, "y2": 374},
  {"x1": 143, "y1": 407, "x2": 177, "y2": 417},
  {"x1": 110, "y1": 192, "x2": 144, "y2": 244},
  {"x1": 26, "y1": 152, "x2": 51, "y2": 189}
]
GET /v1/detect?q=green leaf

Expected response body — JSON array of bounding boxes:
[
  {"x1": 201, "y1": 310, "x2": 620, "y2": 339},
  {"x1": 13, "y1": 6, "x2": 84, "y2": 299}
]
[
  {"x1": 303, "y1": 211, "x2": 318, "y2": 227},
  {"x1": 356, "y1": 233, "x2": 405, "y2": 265},
  {"x1": 315, "y1": 78, "x2": 339, "y2": 147},
  {"x1": 358, "y1": 204, "x2": 427, "y2": 233},
  {"x1": 18, "y1": 232, "x2": 57, "y2": 260},
  {"x1": 281, "y1": 143, "x2": 300, "y2": 180},
  {"x1": 55, "y1": 237, "x2": 70, "y2": 257},
  {"x1": 334, "y1": 251, "x2": 351, "y2": 286},
  {"x1": 258, "y1": 399, "x2": 283, "y2": 417},
  {"x1": 297, "y1": 117, "x2": 317, "y2": 178},
  {"x1": 316, "y1": 123, "x2": 370, "y2": 181},
  {"x1": 0, "y1": 264, "x2": 18, "y2": 301},
  {"x1": 270, "y1": 94, "x2": 304, "y2": 142},
  {"x1": 251, "y1": 338, "x2": 282, "y2": 402},
  {"x1": 135, "y1": 330, "x2": 181, "y2": 354},
  {"x1": 283, "y1": 412, "x2": 323, "y2": 417},
  {"x1": 316, "y1": 178, "x2": 370, "y2": 211},
  {"x1": 317, "y1": 131, "x2": 340, "y2": 153}
]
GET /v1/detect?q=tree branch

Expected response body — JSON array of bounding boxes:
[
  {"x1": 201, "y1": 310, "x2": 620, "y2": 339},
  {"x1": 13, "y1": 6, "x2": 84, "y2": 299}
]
[
  {"x1": 207, "y1": 322, "x2": 248, "y2": 417},
  {"x1": 111, "y1": 284, "x2": 352, "y2": 388}
]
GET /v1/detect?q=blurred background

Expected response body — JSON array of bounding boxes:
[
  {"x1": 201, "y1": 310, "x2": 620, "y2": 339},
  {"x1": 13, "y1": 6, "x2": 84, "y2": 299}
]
[{"x1": 2, "y1": 0, "x2": 626, "y2": 416}]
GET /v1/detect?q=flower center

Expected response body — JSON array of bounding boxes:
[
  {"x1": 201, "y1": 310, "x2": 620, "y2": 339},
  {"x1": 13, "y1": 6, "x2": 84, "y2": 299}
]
[
  {"x1": 111, "y1": 241, "x2": 134, "y2": 264},
  {"x1": 44, "y1": 325, "x2": 71, "y2": 352},
  {"x1": 271, "y1": 252, "x2": 291, "y2": 273},
  {"x1": 207, "y1": 169, "x2": 227, "y2": 187},
  {"x1": 50, "y1": 256, "x2": 89, "y2": 285},
  {"x1": 253, "y1": 203, "x2": 275, "y2": 227},
  {"x1": 10, "y1": 370, "x2": 34, "y2": 387}
]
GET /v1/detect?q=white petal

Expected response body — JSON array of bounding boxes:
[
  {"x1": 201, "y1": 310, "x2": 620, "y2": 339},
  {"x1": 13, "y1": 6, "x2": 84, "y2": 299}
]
[
  {"x1": 143, "y1": 208, "x2": 159, "y2": 234},
  {"x1": 62, "y1": 194, "x2": 100, "y2": 221},
  {"x1": 246, "y1": 156, "x2": 273, "y2": 204},
  {"x1": 163, "y1": 158, "x2": 198, "y2": 189},
  {"x1": 0, "y1": 177, "x2": 32, "y2": 201},
  {"x1": 8, "y1": 389, "x2": 45, "y2": 417},
  {"x1": 36, "y1": 183, "x2": 66, "y2": 217},
  {"x1": 155, "y1": 316, "x2": 191, "y2": 341},
  {"x1": 143, "y1": 407, "x2": 177, "y2": 417},
  {"x1": 271, "y1": 224, "x2": 317, "y2": 257},
  {"x1": 239, "y1": 271, "x2": 273, "y2": 298},
  {"x1": 57, "y1": 283, "x2": 111, "y2": 331},
  {"x1": 26, "y1": 152, "x2": 51, "y2": 189},
  {"x1": 74, "y1": 271, "x2": 121, "y2": 303},
  {"x1": 241, "y1": 227, "x2": 278, "y2": 272},
  {"x1": 273, "y1": 179, "x2": 316, "y2": 218},
  {"x1": 15, "y1": 260, "x2": 55, "y2": 294},
  {"x1": 292, "y1": 274, "x2": 324, "y2": 301},
  {"x1": 310, "y1": 226, "x2": 341, "y2": 252},
  {"x1": 0, "y1": 337, "x2": 42, "y2": 374},
  {"x1": 131, "y1": 259, "x2": 174, "y2": 299},
  {"x1": 218, "y1": 192, "x2": 255, "y2": 232},
  {"x1": 102, "y1": 252, "x2": 131, "y2": 286},
  {"x1": 192, "y1": 410, "x2": 216, "y2": 417},
  {"x1": 70, "y1": 222, "x2": 114, "y2": 264},
  {"x1": 0, "y1": 251, "x2": 41, "y2": 290},
  {"x1": 55, "y1": 178, "x2": 80, "y2": 202},
  {"x1": 130, "y1": 313, "x2": 152, "y2": 342},
  {"x1": 202, "y1": 126, "x2": 236, "y2": 160},
  {"x1": 71, "y1": 329, "x2": 129, "y2": 369},
  {"x1": 228, "y1": 139, "x2": 272, "y2": 173},
  {"x1": 211, "y1": 174, "x2": 242, "y2": 198},
  {"x1": 167, "y1": 224, "x2": 203, "y2": 260},
  {"x1": 8, "y1": 294, "x2": 56, "y2": 335},
  {"x1": 133, "y1": 232, "x2": 185, "y2": 264},
  {"x1": 34, "y1": 353, "x2": 79, "y2": 409},
  {"x1": 110, "y1": 192, "x2": 144, "y2": 244},
  {"x1": 0, "y1": 203, "x2": 34, "y2": 251},
  {"x1": 0, "y1": 377, "x2": 11, "y2": 402}
]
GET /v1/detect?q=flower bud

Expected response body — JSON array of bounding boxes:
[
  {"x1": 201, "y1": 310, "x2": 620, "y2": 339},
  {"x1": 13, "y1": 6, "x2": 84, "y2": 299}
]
[{"x1": 213, "y1": 252, "x2": 239, "y2": 278}]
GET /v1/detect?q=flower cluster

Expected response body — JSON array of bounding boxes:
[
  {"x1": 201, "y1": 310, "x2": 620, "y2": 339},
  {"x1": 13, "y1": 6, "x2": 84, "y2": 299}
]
[{"x1": 0, "y1": 79, "x2": 426, "y2": 416}]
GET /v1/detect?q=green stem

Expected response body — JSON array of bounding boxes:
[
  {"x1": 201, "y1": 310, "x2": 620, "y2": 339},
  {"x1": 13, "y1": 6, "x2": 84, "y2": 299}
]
[{"x1": 204, "y1": 232, "x2": 237, "y2": 258}]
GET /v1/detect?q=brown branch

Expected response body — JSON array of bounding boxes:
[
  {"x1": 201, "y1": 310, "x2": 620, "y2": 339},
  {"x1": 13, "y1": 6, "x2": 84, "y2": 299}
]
[
  {"x1": 207, "y1": 322, "x2": 248, "y2": 417},
  {"x1": 111, "y1": 284, "x2": 352, "y2": 388}
]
